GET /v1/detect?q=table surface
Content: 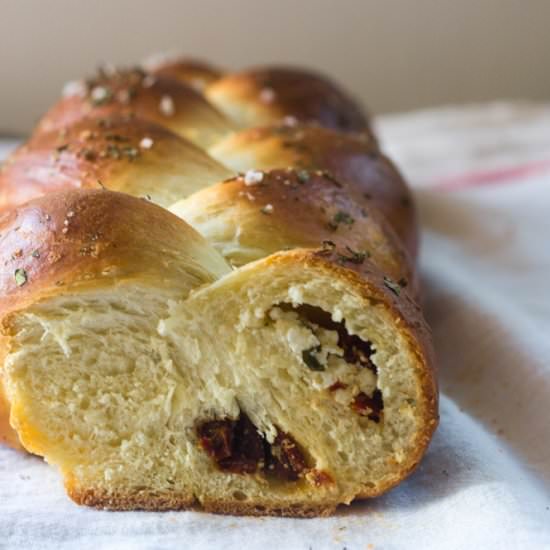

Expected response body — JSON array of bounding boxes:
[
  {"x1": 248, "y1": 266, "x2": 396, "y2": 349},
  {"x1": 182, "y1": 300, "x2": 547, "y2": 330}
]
[{"x1": 1, "y1": 103, "x2": 549, "y2": 550}]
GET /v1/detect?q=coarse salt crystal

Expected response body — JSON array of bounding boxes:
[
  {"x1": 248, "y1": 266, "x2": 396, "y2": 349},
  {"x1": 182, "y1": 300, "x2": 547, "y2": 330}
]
[
  {"x1": 244, "y1": 170, "x2": 264, "y2": 186},
  {"x1": 90, "y1": 86, "x2": 110, "y2": 103},
  {"x1": 260, "y1": 87, "x2": 276, "y2": 103},
  {"x1": 139, "y1": 137, "x2": 154, "y2": 149},
  {"x1": 142, "y1": 75, "x2": 157, "y2": 88},
  {"x1": 117, "y1": 89, "x2": 131, "y2": 104},
  {"x1": 261, "y1": 204, "x2": 274, "y2": 214},
  {"x1": 62, "y1": 80, "x2": 87, "y2": 98},
  {"x1": 159, "y1": 95, "x2": 175, "y2": 116}
]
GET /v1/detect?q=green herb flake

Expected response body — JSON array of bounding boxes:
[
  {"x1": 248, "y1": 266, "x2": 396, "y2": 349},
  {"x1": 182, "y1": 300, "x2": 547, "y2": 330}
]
[
  {"x1": 105, "y1": 133, "x2": 129, "y2": 143},
  {"x1": 317, "y1": 240, "x2": 336, "y2": 256},
  {"x1": 14, "y1": 268, "x2": 28, "y2": 287},
  {"x1": 31, "y1": 250, "x2": 40, "y2": 258},
  {"x1": 122, "y1": 146, "x2": 140, "y2": 160},
  {"x1": 337, "y1": 246, "x2": 369, "y2": 265},
  {"x1": 296, "y1": 169, "x2": 310, "y2": 183},
  {"x1": 320, "y1": 170, "x2": 342, "y2": 187},
  {"x1": 384, "y1": 276, "x2": 402, "y2": 296},
  {"x1": 302, "y1": 345, "x2": 324, "y2": 371},
  {"x1": 328, "y1": 210, "x2": 354, "y2": 230}
]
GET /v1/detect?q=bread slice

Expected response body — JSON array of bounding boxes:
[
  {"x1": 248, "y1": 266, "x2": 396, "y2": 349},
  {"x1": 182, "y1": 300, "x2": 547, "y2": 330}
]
[{"x1": 0, "y1": 190, "x2": 436, "y2": 516}]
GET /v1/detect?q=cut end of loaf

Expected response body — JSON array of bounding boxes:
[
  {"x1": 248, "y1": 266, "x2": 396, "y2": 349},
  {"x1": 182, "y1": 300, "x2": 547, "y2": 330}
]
[{"x1": 2, "y1": 250, "x2": 436, "y2": 515}]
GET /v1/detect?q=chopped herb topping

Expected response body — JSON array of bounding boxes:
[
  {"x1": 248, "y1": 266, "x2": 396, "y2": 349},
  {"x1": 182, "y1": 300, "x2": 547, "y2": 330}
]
[
  {"x1": 321, "y1": 240, "x2": 336, "y2": 252},
  {"x1": 337, "y1": 246, "x2": 369, "y2": 265},
  {"x1": 328, "y1": 210, "x2": 354, "y2": 230},
  {"x1": 320, "y1": 170, "x2": 342, "y2": 187},
  {"x1": 296, "y1": 169, "x2": 310, "y2": 183},
  {"x1": 14, "y1": 268, "x2": 28, "y2": 287},
  {"x1": 106, "y1": 144, "x2": 121, "y2": 159},
  {"x1": 302, "y1": 345, "x2": 324, "y2": 371},
  {"x1": 100, "y1": 144, "x2": 140, "y2": 161},
  {"x1": 383, "y1": 276, "x2": 405, "y2": 296},
  {"x1": 56, "y1": 144, "x2": 69, "y2": 153},
  {"x1": 31, "y1": 250, "x2": 40, "y2": 258},
  {"x1": 123, "y1": 146, "x2": 139, "y2": 160}
]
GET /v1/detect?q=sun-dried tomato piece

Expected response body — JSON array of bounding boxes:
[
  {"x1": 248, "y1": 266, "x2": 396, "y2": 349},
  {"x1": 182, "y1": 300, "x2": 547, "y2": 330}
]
[
  {"x1": 231, "y1": 413, "x2": 266, "y2": 467},
  {"x1": 197, "y1": 420, "x2": 234, "y2": 461},
  {"x1": 337, "y1": 331, "x2": 376, "y2": 373},
  {"x1": 218, "y1": 456, "x2": 260, "y2": 474},
  {"x1": 351, "y1": 389, "x2": 384, "y2": 422},
  {"x1": 197, "y1": 413, "x2": 310, "y2": 480},
  {"x1": 267, "y1": 432, "x2": 307, "y2": 481}
]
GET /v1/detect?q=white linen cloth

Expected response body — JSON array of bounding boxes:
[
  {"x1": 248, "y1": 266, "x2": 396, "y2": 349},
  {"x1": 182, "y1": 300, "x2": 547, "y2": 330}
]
[{"x1": 1, "y1": 102, "x2": 549, "y2": 549}]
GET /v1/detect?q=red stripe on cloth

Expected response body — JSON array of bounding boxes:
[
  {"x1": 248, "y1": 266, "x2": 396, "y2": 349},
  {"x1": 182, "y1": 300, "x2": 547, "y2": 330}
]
[{"x1": 432, "y1": 158, "x2": 550, "y2": 191}]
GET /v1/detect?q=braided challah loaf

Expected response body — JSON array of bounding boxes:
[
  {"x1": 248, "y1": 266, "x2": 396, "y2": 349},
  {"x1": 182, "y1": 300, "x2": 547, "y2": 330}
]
[{"x1": 0, "y1": 57, "x2": 438, "y2": 517}]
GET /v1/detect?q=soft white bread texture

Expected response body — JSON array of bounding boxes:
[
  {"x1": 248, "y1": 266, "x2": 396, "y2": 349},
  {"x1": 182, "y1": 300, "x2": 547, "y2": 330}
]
[{"x1": 1, "y1": 192, "x2": 436, "y2": 515}]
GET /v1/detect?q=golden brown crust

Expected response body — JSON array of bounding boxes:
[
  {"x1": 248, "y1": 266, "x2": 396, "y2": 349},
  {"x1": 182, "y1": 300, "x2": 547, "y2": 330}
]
[
  {"x1": 68, "y1": 484, "x2": 336, "y2": 517},
  {"x1": 0, "y1": 189, "x2": 228, "y2": 319},
  {"x1": 206, "y1": 66, "x2": 371, "y2": 134},
  {"x1": 200, "y1": 499, "x2": 336, "y2": 518},
  {"x1": 0, "y1": 116, "x2": 231, "y2": 211},
  {"x1": 142, "y1": 55, "x2": 223, "y2": 91},
  {"x1": 67, "y1": 484, "x2": 197, "y2": 512},
  {"x1": 173, "y1": 168, "x2": 414, "y2": 287},
  {"x1": 210, "y1": 123, "x2": 417, "y2": 258},
  {"x1": 35, "y1": 68, "x2": 235, "y2": 148}
]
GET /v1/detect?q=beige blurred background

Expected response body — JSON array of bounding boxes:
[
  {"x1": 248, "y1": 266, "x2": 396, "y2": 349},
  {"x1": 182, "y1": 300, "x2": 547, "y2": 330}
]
[{"x1": 1, "y1": 0, "x2": 549, "y2": 135}]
